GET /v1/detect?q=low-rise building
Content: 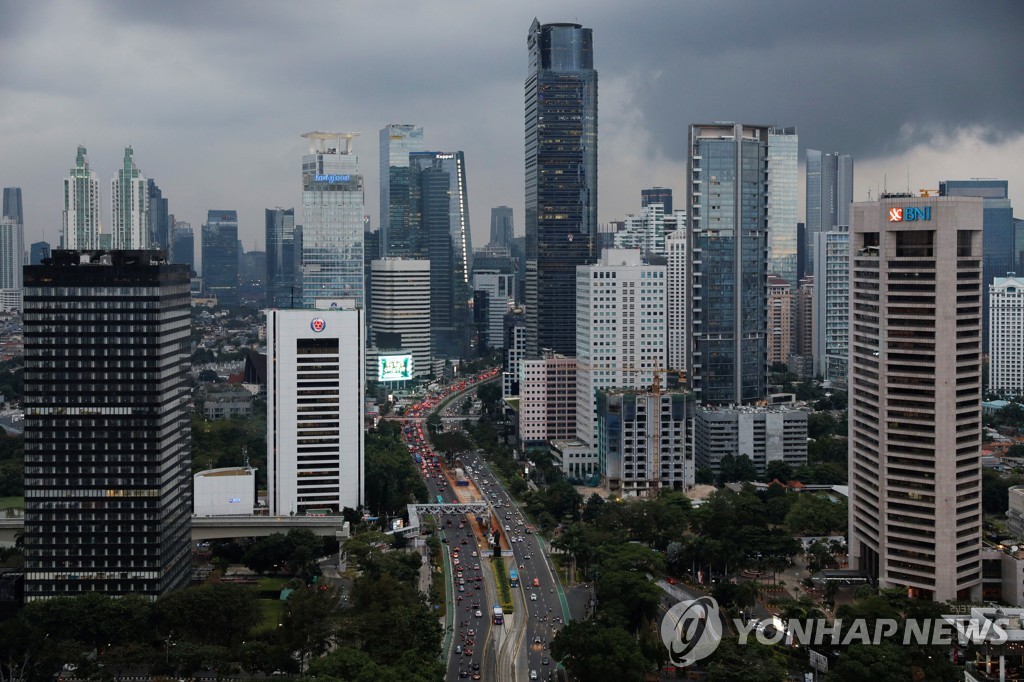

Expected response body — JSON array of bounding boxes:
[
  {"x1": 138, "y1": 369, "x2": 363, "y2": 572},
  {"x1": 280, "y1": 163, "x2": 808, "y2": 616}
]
[
  {"x1": 694, "y1": 404, "x2": 808, "y2": 477},
  {"x1": 203, "y1": 385, "x2": 254, "y2": 420},
  {"x1": 193, "y1": 467, "x2": 257, "y2": 516}
]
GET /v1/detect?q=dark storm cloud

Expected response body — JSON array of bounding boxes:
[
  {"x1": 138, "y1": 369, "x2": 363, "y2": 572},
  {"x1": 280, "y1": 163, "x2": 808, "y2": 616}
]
[{"x1": 591, "y1": 0, "x2": 1024, "y2": 160}]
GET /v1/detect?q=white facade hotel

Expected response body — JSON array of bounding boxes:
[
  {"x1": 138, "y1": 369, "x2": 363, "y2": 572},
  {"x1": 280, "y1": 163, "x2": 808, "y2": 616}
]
[
  {"x1": 666, "y1": 228, "x2": 688, "y2": 372},
  {"x1": 848, "y1": 194, "x2": 983, "y2": 602},
  {"x1": 266, "y1": 303, "x2": 364, "y2": 516},
  {"x1": 0, "y1": 216, "x2": 23, "y2": 312},
  {"x1": 990, "y1": 275, "x2": 1024, "y2": 396},
  {"x1": 575, "y1": 249, "x2": 667, "y2": 476},
  {"x1": 63, "y1": 145, "x2": 102, "y2": 250}
]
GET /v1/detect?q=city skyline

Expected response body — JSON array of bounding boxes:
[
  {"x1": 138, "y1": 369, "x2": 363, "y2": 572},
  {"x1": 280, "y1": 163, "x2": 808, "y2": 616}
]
[{"x1": 0, "y1": 1, "x2": 1021, "y2": 255}]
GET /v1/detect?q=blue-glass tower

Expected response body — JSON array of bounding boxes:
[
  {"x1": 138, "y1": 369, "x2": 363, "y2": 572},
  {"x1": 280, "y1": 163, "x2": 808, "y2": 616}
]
[
  {"x1": 524, "y1": 19, "x2": 598, "y2": 356},
  {"x1": 939, "y1": 180, "x2": 1014, "y2": 351},
  {"x1": 688, "y1": 123, "x2": 770, "y2": 405},
  {"x1": 265, "y1": 207, "x2": 297, "y2": 307},
  {"x1": 202, "y1": 210, "x2": 239, "y2": 306}
]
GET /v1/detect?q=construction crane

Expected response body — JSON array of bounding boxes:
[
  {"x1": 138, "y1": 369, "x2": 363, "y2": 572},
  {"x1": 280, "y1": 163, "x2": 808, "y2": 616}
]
[
  {"x1": 616, "y1": 366, "x2": 688, "y2": 495},
  {"x1": 918, "y1": 188, "x2": 939, "y2": 197}
]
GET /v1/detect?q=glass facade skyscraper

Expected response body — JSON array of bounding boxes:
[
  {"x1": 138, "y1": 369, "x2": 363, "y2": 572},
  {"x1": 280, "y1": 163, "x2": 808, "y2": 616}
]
[
  {"x1": 641, "y1": 187, "x2": 672, "y2": 215},
  {"x1": 202, "y1": 210, "x2": 239, "y2": 306},
  {"x1": 688, "y1": 123, "x2": 770, "y2": 405},
  {"x1": 379, "y1": 124, "x2": 424, "y2": 257},
  {"x1": 524, "y1": 18, "x2": 598, "y2": 357},
  {"x1": 490, "y1": 206, "x2": 514, "y2": 248},
  {"x1": 300, "y1": 132, "x2": 365, "y2": 309},
  {"x1": 805, "y1": 149, "x2": 854, "y2": 276},
  {"x1": 767, "y1": 127, "x2": 798, "y2": 289},
  {"x1": 147, "y1": 179, "x2": 169, "y2": 252},
  {"x1": 939, "y1": 179, "x2": 1014, "y2": 354},
  {"x1": 22, "y1": 250, "x2": 193, "y2": 601},
  {"x1": 265, "y1": 207, "x2": 297, "y2": 307},
  {"x1": 2, "y1": 187, "x2": 23, "y2": 225},
  {"x1": 170, "y1": 222, "x2": 194, "y2": 273}
]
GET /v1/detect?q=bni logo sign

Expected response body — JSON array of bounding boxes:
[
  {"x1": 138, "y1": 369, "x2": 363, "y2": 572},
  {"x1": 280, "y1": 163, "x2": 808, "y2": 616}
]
[
  {"x1": 310, "y1": 318, "x2": 326, "y2": 333},
  {"x1": 889, "y1": 206, "x2": 932, "y2": 222}
]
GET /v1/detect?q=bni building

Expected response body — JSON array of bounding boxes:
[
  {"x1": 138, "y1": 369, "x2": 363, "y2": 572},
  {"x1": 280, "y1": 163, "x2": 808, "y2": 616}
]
[
  {"x1": 22, "y1": 251, "x2": 192, "y2": 601},
  {"x1": 266, "y1": 302, "x2": 364, "y2": 516},
  {"x1": 848, "y1": 194, "x2": 984, "y2": 602}
]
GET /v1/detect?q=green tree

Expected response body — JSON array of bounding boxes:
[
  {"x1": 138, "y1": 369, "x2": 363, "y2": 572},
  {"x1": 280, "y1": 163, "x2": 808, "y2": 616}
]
[
  {"x1": 706, "y1": 638, "x2": 787, "y2": 682},
  {"x1": 550, "y1": 620, "x2": 650, "y2": 682},
  {"x1": 280, "y1": 586, "x2": 342, "y2": 667},
  {"x1": 764, "y1": 460, "x2": 792, "y2": 483},
  {"x1": 784, "y1": 493, "x2": 848, "y2": 535}
]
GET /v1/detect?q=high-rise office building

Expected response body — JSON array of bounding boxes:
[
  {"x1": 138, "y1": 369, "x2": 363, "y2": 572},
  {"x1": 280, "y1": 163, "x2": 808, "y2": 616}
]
[
  {"x1": 380, "y1": 124, "x2": 425, "y2": 257},
  {"x1": 939, "y1": 180, "x2": 1014, "y2": 353},
  {"x1": 613, "y1": 203, "x2": 681, "y2": 256},
  {"x1": 2, "y1": 187, "x2": 23, "y2": 225},
  {"x1": 266, "y1": 207, "x2": 297, "y2": 308},
  {"x1": 147, "y1": 179, "x2": 170, "y2": 252},
  {"x1": 767, "y1": 276, "x2": 792, "y2": 367},
  {"x1": 0, "y1": 216, "x2": 23, "y2": 312},
  {"x1": 110, "y1": 146, "x2": 150, "y2": 250},
  {"x1": 518, "y1": 351, "x2": 577, "y2": 448},
  {"x1": 409, "y1": 151, "x2": 474, "y2": 358},
  {"x1": 22, "y1": 250, "x2": 192, "y2": 601},
  {"x1": 575, "y1": 249, "x2": 666, "y2": 474},
  {"x1": 29, "y1": 241, "x2": 50, "y2": 266},
  {"x1": 812, "y1": 228, "x2": 850, "y2": 385},
  {"x1": 695, "y1": 405, "x2": 807, "y2": 478},
  {"x1": 300, "y1": 132, "x2": 365, "y2": 309},
  {"x1": 767, "y1": 127, "x2": 799, "y2": 289},
  {"x1": 503, "y1": 309, "x2": 526, "y2": 398},
  {"x1": 791, "y1": 275, "x2": 814, "y2": 377},
  {"x1": 687, "y1": 123, "x2": 770, "y2": 405},
  {"x1": 363, "y1": 228, "x2": 380, "y2": 322},
  {"x1": 170, "y1": 222, "x2": 194, "y2": 273},
  {"x1": 473, "y1": 271, "x2": 514, "y2": 351},
  {"x1": 666, "y1": 228, "x2": 689, "y2": 373},
  {"x1": 989, "y1": 275, "x2": 1024, "y2": 397},
  {"x1": 641, "y1": 187, "x2": 672, "y2": 215},
  {"x1": 524, "y1": 19, "x2": 598, "y2": 356},
  {"x1": 266, "y1": 303, "x2": 364, "y2": 516},
  {"x1": 202, "y1": 211, "x2": 239, "y2": 306},
  {"x1": 805, "y1": 150, "x2": 853, "y2": 276},
  {"x1": 490, "y1": 206, "x2": 514, "y2": 249},
  {"x1": 370, "y1": 258, "x2": 431, "y2": 378},
  {"x1": 848, "y1": 194, "x2": 983, "y2": 602},
  {"x1": 63, "y1": 146, "x2": 102, "y2": 250}
]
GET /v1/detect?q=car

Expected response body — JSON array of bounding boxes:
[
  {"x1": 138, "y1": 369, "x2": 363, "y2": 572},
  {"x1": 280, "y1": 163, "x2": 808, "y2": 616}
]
[
  {"x1": 475, "y1": 610, "x2": 483, "y2": 617},
  {"x1": 534, "y1": 636, "x2": 542, "y2": 644},
  {"x1": 530, "y1": 593, "x2": 537, "y2": 601},
  {"x1": 464, "y1": 649, "x2": 473, "y2": 657},
  {"x1": 471, "y1": 551, "x2": 478, "y2": 557},
  {"x1": 667, "y1": 577, "x2": 677, "y2": 585},
  {"x1": 459, "y1": 671, "x2": 469, "y2": 679},
  {"x1": 454, "y1": 559, "x2": 460, "y2": 566},
  {"x1": 467, "y1": 629, "x2": 475, "y2": 636},
  {"x1": 458, "y1": 586, "x2": 465, "y2": 592},
  {"x1": 461, "y1": 539, "x2": 468, "y2": 545},
  {"x1": 455, "y1": 645, "x2": 463, "y2": 654},
  {"x1": 542, "y1": 657, "x2": 550, "y2": 666},
  {"x1": 530, "y1": 671, "x2": 538, "y2": 680},
  {"x1": 472, "y1": 674, "x2": 481, "y2": 680}
]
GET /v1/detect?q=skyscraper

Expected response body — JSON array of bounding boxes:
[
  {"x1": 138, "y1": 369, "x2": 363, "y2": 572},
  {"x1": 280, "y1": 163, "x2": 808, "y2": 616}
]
[
  {"x1": 767, "y1": 276, "x2": 792, "y2": 367},
  {"x1": 0, "y1": 216, "x2": 23, "y2": 313},
  {"x1": 641, "y1": 187, "x2": 672, "y2": 215},
  {"x1": 805, "y1": 150, "x2": 854, "y2": 276},
  {"x1": 990, "y1": 275, "x2": 1024, "y2": 397},
  {"x1": 666, "y1": 228, "x2": 689, "y2": 373},
  {"x1": 266, "y1": 304, "x2": 364, "y2": 516},
  {"x1": 202, "y1": 210, "x2": 239, "y2": 306},
  {"x1": 29, "y1": 241, "x2": 50, "y2": 266},
  {"x1": 111, "y1": 146, "x2": 150, "y2": 250},
  {"x1": 848, "y1": 194, "x2": 983, "y2": 602},
  {"x1": 2, "y1": 187, "x2": 23, "y2": 225},
  {"x1": 370, "y1": 258, "x2": 431, "y2": 378},
  {"x1": 170, "y1": 222, "x2": 194, "y2": 273},
  {"x1": 614, "y1": 202, "x2": 668, "y2": 256},
  {"x1": 300, "y1": 132, "x2": 365, "y2": 309},
  {"x1": 22, "y1": 250, "x2": 192, "y2": 601},
  {"x1": 688, "y1": 123, "x2": 770, "y2": 405},
  {"x1": 379, "y1": 124, "x2": 424, "y2": 257},
  {"x1": 147, "y1": 179, "x2": 170, "y2": 252},
  {"x1": 939, "y1": 179, "x2": 1014, "y2": 353},
  {"x1": 490, "y1": 206, "x2": 514, "y2": 249},
  {"x1": 575, "y1": 247, "x2": 667, "y2": 450},
  {"x1": 265, "y1": 207, "x2": 297, "y2": 307},
  {"x1": 767, "y1": 127, "x2": 799, "y2": 289},
  {"x1": 812, "y1": 228, "x2": 850, "y2": 385},
  {"x1": 409, "y1": 150, "x2": 474, "y2": 358},
  {"x1": 63, "y1": 146, "x2": 102, "y2": 250},
  {"x1": 524, "y1": 19, "x2": 598, "y2": 356}
]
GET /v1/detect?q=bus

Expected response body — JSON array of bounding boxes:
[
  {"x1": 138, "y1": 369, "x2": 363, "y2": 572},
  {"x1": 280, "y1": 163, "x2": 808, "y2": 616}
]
[
  {"x1": 437, "y1": 495, "x2": 444, "y2": 504},
  {"x1": 509, "y1": 568, "x2": 519, "y2": 587},
  {"x1": 492, "y1": 605, "x2": 504, "y2": 625}
]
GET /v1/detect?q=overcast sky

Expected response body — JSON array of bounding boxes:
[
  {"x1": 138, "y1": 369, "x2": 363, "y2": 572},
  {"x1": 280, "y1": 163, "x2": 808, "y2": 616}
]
[{"x1": 1, "y1": 0, "x2": 1022, "y2": 254}]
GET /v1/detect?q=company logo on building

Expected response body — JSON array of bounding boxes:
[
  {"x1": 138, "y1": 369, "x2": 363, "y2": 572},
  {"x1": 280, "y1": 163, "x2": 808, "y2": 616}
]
[
  {"x1": 888, "y1": 206, "x2": 932, "y2": 222},
  {"x1": 435, "y1": 153, "x2": 455, "y2": 160},
  {"x1": 661, "y1": 597, "x2": 723, "y2": 666},
  {"x1": 315, "y1": 174, "x2": 350, "y2": 183},
  {"x1": 310, "y1": 318, "x2": 326, "y2": 333}
]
